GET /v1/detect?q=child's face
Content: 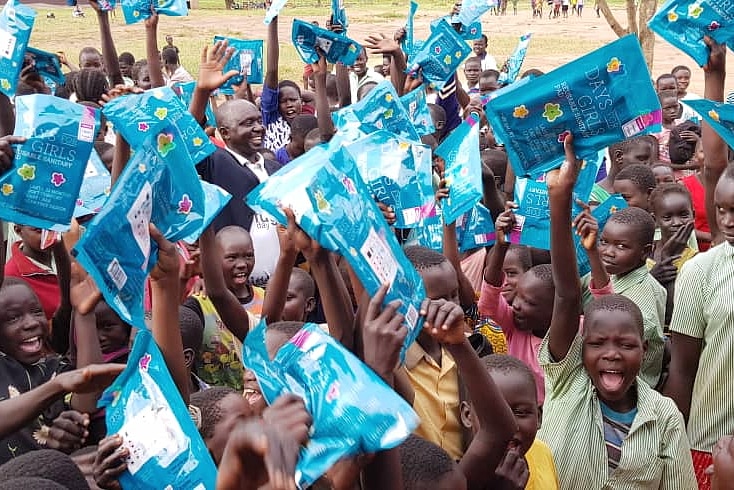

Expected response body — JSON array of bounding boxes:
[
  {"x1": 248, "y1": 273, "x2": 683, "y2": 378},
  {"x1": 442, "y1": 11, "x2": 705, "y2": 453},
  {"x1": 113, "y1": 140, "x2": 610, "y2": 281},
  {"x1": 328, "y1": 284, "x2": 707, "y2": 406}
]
[
  {"x1": 714, "y1": 177, "x2": 734, "y2": 246},
  {"x1": 652, "y1": 165, "x2": 675, "y2": 185},
  {"x1": 218, "y1": 233, "x2": 255, "y2": 292},
  {"x1": 208, "y1": 393, "x2": 254, "y2": 465},
  {"x1": 661, "y1": 96, "x2": 680, "y2": 124},
  {"x1": 656, "y1": 77, "x2": 677, "y2": 92},
  {"x1": 278, "y1": 86, "x2": 302, "y2": 124},
  {"x1": 599, "y1": 220, "x2": 650, "y2": 276},
  {"x1": 674, "y1": 69, "x2": 690, "y2": 93},
  {"x1": 420, "y1": 261, "x2": 460, "y2": 304},
  {"x1": 500, "y1": 250, "x2": 527, "y2": 305},
  {"x1": 94, "y1": 301, "x2": 130, "y2": 354},
  {"x1": 582, "y1": 310, "x2": 645, "y2": 412},
  {"x1": 243, "y1": 368, "x2": 267, "y2": 415},
  {"x1": 281, "y1": 275, "x2": 315, "y2": 323},
  {"x1": 479, "y1": 76, "x2": 499, "y2": 96},
  {"x1": 620, "y1": 143, "x2": 653, "y2": 169},
  {"x1": 488, "y1": 370, "x2": 539, "y2": 456},
  {"x1": 511, "y1": 272, "x2": 554, "y2": 336},
  {"x1": 654, "y1": 192, "x2": 693, "y2": 242},
  {"x1": 613, "y1": 178, "x2": 651, "y2": 212},
  {"x1": 0, "y1": 284, "x2": 47, "y2": 365},
  {"x1": 135, "y1": 65, "x2": 152, "y2": 90},
  {"x1": 464, "y1": 61, "x2": 481, "y2": 86},
  {"x1": 15, "y1": 225, "x2": 43, "y2": 253}
]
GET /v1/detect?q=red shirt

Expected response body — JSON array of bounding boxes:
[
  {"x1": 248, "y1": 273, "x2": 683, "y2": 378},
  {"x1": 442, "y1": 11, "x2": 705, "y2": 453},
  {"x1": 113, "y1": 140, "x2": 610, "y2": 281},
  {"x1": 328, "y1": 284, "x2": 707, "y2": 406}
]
[
  {"x1": 4, "y1": 241, "x2": 60, "y2": 320},
  {"x1": 681, "y1": 174, "x2": 711, "y2": 251}
]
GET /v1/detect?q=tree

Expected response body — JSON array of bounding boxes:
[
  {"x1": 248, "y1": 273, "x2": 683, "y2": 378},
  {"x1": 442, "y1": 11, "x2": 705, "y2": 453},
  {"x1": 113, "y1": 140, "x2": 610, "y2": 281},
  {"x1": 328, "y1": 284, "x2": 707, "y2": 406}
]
[{"x1": 596, "y1": 0, "x2": 659, "y2": 70}]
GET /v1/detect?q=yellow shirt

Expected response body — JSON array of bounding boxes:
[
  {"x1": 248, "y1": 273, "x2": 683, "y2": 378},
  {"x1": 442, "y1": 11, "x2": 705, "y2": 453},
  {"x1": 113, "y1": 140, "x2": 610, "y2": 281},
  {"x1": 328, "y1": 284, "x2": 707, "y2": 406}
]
[
  {"x1": 404, "y1": 342, "x2": 463, "y2": 460},
  {"x1": 525, "y1": 438, "x2": 560, "y2": 490}
]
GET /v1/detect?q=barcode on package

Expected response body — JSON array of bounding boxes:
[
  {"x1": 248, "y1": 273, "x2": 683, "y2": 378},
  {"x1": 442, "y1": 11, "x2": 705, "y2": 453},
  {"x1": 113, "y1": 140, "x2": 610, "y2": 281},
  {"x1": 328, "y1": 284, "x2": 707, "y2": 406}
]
[
  {"x1": 621, "y1": 116, "x2": 645, "y2": 138},
  {"x1": 360, "y1": 227, "x2": 398, "y2": 285},
  {"x1": 78, "y1": 106, "x2": 97, "y2": 143},
  {"x1": 107, "y1": 258, "x2": 128, "y2": 290},
  {"x1": 405, "y1": 304, "x2": 419, "y2": 329}
]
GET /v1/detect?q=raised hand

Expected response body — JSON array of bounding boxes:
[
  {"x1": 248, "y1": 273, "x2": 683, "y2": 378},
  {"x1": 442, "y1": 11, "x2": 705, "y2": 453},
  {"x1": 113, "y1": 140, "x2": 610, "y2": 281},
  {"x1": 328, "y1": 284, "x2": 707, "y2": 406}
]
[
  {"x1": 0, "y1": 135, "x2": 25, "y2": 173},
  {"x1": 93, "y1": 434, "x2": 127, "y2": 490},
  {"x1": 659, "y1": 221, "x2": 694, "y2": 260},
  {"x1": 704, "y1": 35, "x2": 726, "y2": 74},
  {"x1": 283, "y1": 208, "x2": 322, "y2": 260},
  {"x1": 45, "y1": 410, "x2": 89, "y2": 453},
  {"x1": 649, "y1": 255, "x2": 680, "y2": 286},
  {"x1": 494, "y1": 448, "x2": 530, "y2": 490},
  {"x1": 99, "y1": 84, "x2": 144, "y2": 106},
  {"x1": 363, "y1": 33, "x2": 400, "y2": 55},
  {"x1": 70, "y1": 261, "x2": 102, "y2": 315},
  {"x1": 197, "y1": 41, "x2": 238, "y2": 93},
  {"x1": 495, "y1": 202, "x2": 518, "y2": 246},
  {"x1": 361, "y1": 284, "x2": 407, "y2": 381},
  {"x1": 149, "y1": 223, "x2": 181, "y2": 283},
  {"x1": 55, "y1": 363, "x2": 125, "y2": 394},
  {"x1": 420, "y1": 298, "x2": 466, "y2": 345},
  {"x1": 572, "y1": 199, "x2": 599, "y2": 251},
  {"x1": 546, "y1": 134, "x2": 581, "y2": 197}
]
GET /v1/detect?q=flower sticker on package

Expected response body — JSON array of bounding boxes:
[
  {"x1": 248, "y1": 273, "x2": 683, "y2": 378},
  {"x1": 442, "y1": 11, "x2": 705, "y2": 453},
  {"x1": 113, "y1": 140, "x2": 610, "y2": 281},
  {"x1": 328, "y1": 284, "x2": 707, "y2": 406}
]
[
  {"x1": 682, "y1": 98, "x2": 734, "y2": 149},
  {"x1": 121, "y1": 0, "x2": 188, "y2": 25},
  {"x1": 181, "y1": 180, "x2": 232, "y2": 244},
  {"x1": 102, "y1": 86, "x2": 216, "y2": 165},
  {"x1": 247, "y1": 143, "x2": 426, "y2": 360},
  {"x1": 408, "y1": 19, "x2": 472, "y2": 90},
  {"x1": 648, "y1": 0, "x2": 734, "y2": 67},
  {"x1": 435, "y1": 113, "x2": 483, "y2": 225},
  {"x1": 292, "y1": 19, "x2": 362, "y2": 66},
  {"x1": 212, "y1": 36, "x2": 264, "y2": 92},
  {"x1": 100, "y1": 329, "x2": 217, "y2": 489},
  {"x1": 73, "y1": 133, "x2": 214, "y2": 328},
  {"x1": 74, "y1": 150, "x2": 111, "y2": 218},
  {"x1": 0, "y1": 0, "x2": 36, "y2": 97},
  {"x1": 244, "y1": 320, "x2": 419, "y2": 488},
  {"x1": 399, "y1": 87, "x2": 436, "y2": 137},
  {"x1": 485, "y1": 34, "x2": 662, "y2": 178},
  {"x1": 344, "y1": 130, "x2": 435, "y2": 228},
  {"x1": 1, "y1": 94, "x2": 99, "y2": 231}
]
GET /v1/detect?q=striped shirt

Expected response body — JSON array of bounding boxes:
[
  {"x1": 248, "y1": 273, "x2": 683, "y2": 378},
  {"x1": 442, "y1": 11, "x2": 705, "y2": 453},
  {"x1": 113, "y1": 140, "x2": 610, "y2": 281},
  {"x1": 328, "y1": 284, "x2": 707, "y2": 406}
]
[
  {"x1": 669, "y1": 240, "x2": 734, "y2": 451},
  {"x1": 582, "y1": 265, "x2": 666, "y2": 388},
  {"x1": 538, "y1": 335, "x2": 697, "y2": 489}
]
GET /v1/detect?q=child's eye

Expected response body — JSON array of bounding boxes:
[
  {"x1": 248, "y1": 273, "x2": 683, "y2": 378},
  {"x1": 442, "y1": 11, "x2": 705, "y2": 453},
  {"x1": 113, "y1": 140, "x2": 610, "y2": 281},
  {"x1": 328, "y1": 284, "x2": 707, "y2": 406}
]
[{"x1": 616, "y1": 244, "x2": 627, "y2": 250}]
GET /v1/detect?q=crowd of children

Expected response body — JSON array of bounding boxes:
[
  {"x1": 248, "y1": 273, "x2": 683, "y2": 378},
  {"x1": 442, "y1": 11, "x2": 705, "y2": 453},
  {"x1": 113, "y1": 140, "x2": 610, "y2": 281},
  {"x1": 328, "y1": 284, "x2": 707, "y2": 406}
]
[{"x1": 0, "y1": 0, "x2": 733, "y2": 488}]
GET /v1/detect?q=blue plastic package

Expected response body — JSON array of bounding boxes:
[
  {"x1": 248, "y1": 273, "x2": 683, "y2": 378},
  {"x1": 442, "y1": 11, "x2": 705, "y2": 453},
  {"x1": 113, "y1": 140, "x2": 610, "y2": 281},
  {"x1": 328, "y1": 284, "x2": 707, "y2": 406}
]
[
  {"x1": 408, "y1": 19, "x2": 472, "y2": 90},
  {"x1": 429, "y1": 15, "x2": 482, "y2": 41},
  {"x1": 263, "y1": 0, "x2": 287, "y2": 24},
  {"x1": 402, "y1": 0, "x2": 418, "y2": 59},
  {"x1": 406, "y1": 213, "x2": 444, "y2": 251},
  {"x1": 456, "y1": 202, "x2": 496, "y2": 252},
  {"x1": 102, "y1": 86, "x2": 216, "y2": 165},
  {"x1": 73, "y1": 133, "x2": 209, "y2": 328},
  {"x1": 25, "y1": 47, "x2": 65, "y2": 95},
  {"x1": 292, "y1": 19, "x2": 362, "y2": 66},
  {"x1": 485, "y1": 35, "x2": 662, "y2": 178},
  {"x1": 171, "y1": 81, "x2": 216, "y2": 128},
  {"x1": 335, "y1": 80, "x2": 420, "y2": 141},
  {"x1": 497, "y1": 32, "x2": 532, "y2": 85},
  {"x1": 574, "y1": 194, "x2": 627, "y2": 276},
  {"x1": 330, "y1": 0, "x2": 348, "y2": 30},
  {"x1": 344, "y1": 130, "x2": 435, "y2": 228},
  {"x1": 247, "y1": 143, "x2": 426, "y2": 360},
  {"x1": 400, "y1": 87, "x2": 436, "y2": 137},
  {"x1": 0, "y1": 0, "x2": 36, "y2": 97},
  {"x1": 435, "y1": 114, "x2": 483, "y2": 224},
  {"x1": 100, "y1": 329, "x2": 217, "y2": 490},
  {"x1": 682, "y1": 98, "x2": 734, "y2": 149},
  {"x1": 74, "y1": 150, "x2": 111, "y2": 218},
  {"x1": 181, "y1": 180, "x2": 232, "y2": 244},
  {"x1": 121, "y1": 0, "x2": 187, "y2": 25},
  {"x1": 648, "y1": 0, "x2": 734, "y2": 67},
  {"x1": 244, "y1": 320, "x2": 419, "y2": 488},
  {"x1": 212, "y1": 36, "x2": 264, "y2": 92},
  {"x1": 455, "y1": 0, "x2": 497, "y2": 28},
  {"x1": 0, "y1": 95, "x2": 99, "y2": 231},
  {"x1": 95, "y1": 0, "x2": 116, "y2": 11}
]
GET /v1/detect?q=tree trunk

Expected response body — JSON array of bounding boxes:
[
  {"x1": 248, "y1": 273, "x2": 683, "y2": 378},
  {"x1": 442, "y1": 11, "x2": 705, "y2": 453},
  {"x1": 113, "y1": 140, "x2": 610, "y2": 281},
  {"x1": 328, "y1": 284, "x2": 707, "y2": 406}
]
[
  {"x1": 595, "y1": 0, "x2": 628, "y2": 37},
  {"x1": 596, "y1": 0, "x2": 658, "y2": 72},
  {"x1": 638, "y1": 0, "x2": 659, "y2": 71}
]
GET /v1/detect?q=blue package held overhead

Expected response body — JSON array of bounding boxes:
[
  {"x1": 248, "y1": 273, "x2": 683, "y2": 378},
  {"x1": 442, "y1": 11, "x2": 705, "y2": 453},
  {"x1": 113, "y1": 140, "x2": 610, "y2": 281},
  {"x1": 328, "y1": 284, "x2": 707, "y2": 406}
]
[
  {"x1": 0, "y1": 95, "x2": 99, "y2": 231},
  {"x1": 171, "y1": 81, "x2": 216, "y2": 128},
  {"x1": 95, "y1": 0, "x2": 116, "y2": 11},
  {"x1": 574, "y1": 194, "x2": 627, "y2": 277},
  {"x1": 335, "y1": 80, "x2": 420, "y2": 141},
  {"x1": 247, "y1": 143, "x2": 426, "y2": 360},
  {"x1": 212, "y1": 36, "x2": 264, "y2": 92},
  {"x1": 455, "y1": 0, "x2": 497, "y2": 28},
  {"x1": 682, "y1": 98, "x2": 734, "y2": 149},
  {"x1": 408, "y1": 19, "x2": 472, "y2": 90},
  {"x1": 498, "y1": 32, "x2": 532, "y2": 86},
  {"x1": 100, "y1": 329, "x2": 217, "y2": 490},
  {"x1": 121, "y1": 0, "x2": 187, "y2": 25},
  {"x1": 263, "y1": 0, "x2": 287, "y2": 24},
  {"x1": 406, "y1": 214, "x2": 444, "y2": 251},
  {"x1": 485, "y1": 34, "x2": 662, "y2": 178},
  {"x1": 73, "y1": 132, "x2": 207, "y2": 328},
  {"x1": 344, "y1": 130, "x2": 435, "y2": 228},
  {"x1": 74, "y1": 150, "x2": 111, "y2": 218},
  {"x1": 648, "y1": 0, "x2": 734, "y2": 67},
  {"x1": 244, "y1": 320, "x2": 419, "y2": 488},
  {"x1": 429, "y1": 15, "x2": 482, "y2": 41},
  {"x1": 25, "y1": 47, "x2": 65, "y2": 95},
  {"x1": 102, "y1": 86, "x2": 216, "y2": 165},
  {"x1": 292, "y1": 19, "x2": 362, "y2": 66},
  {"x1": 456, "y1": 203, "x2": 496, "y2": 252},
  {"x1": 402, "y1": 0, "x2": 418, "y2": 59},
  {"x1": 435, "y1": 114, "x2": 483, "y2": 225},
  {"x1": 181, "y1": 180, "x2": 231, "y2": 244},
  {"x1": 0, "y1": 0, "x2": 36, "y2": 97},
  {"x1": 400, "y1": 87, "x2": 436, "y2": 137},
  {"x1": 330, "y1": 0, "x2": 348, "y2": 30}
]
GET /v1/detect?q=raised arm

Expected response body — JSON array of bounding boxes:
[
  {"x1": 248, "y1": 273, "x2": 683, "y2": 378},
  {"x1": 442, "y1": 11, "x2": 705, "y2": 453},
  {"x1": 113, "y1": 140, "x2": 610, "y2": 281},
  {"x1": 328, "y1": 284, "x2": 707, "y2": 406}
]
[
  {"x1": 89, "y1": 1, "x2": 123, "y2": 86},
  {"x1": 443, "y1": 221, "x2": 478, "y2": 309},
  {"x1": 190, "y1": 41, "x2": 237, "y2": 124},
  {"x1": 483, "y1": 204, "x2": 514, "y2": 287},
  {"x1": 50, "y1": 239, "x2": 72, "y2": 354},
  {"x1": 144, "y1": 11, "x2": 165, "y2": 88},
  {"x1": 546, "y1": 136, "x2": 583, "y2": 361},
  {"x1": 264, "y1": 8, "x2": 279, "y2": 90},
  {"x1": 260, "y1": 216, "x2": 299, "y2": 323},
  {"x1": 312, "y1": 54, "x2": 336, "y2": 142},
  {"x1": 573, "y1": 201, "x2": 609, "y2": 290},
  {"x1": 0, "y1": 94, "x2": 13, "y2": 137}
]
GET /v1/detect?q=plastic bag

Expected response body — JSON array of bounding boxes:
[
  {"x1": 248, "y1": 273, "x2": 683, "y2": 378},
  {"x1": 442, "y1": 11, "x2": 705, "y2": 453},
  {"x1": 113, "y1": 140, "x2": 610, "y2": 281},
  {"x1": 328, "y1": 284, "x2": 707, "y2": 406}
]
[
  {"x1": 0, "y1": 0, "x2": 35, "y2": 97},
  {"x1": 102, "y1": 86, "x2": 216, "y2": 165},
  {"x1": 648, "y1": 0, "x2": 734, "y2": 67},
  {"x1": 330, "y1": 0, "x2": 348, "y2": 30},
  {"x1": 171, "y1": 81, "x2": 216, "y2": 128},
  {"x1": 435, "y1": 114, "x2": 483, "y2": 224},
  {"x1": 74, "y1": 150, "x2": 111, "y2": 218},
  {"x1": 454, "y1": 0, "x2": 497, "y2": 28},
  {"x1": 485, "y1": 34, "x2": 662, "y2": 178},
  {"x1": 95, "y1": 0, "x2": 116, "y2": 11},
  {"x1": 405, "y1": 214, "x2": 444, "y2": 251},
  {"x1": 100, "y1": 329, "x2": 217, "y2": 490},
  {"x1": 408, "y1": 19, "x2": 472, "y2": 90},
  {"x1": 244, "y1": 320, "x2": 419, "y2": 488},
  {"x1": 335, "y1": 80, "x2": 420, "y2": 141},
  {"x1": 0, "y1": 94, "x2": 99, "y2": 231},
  {"x1": 73, "y1": 132, "x2": 209, "y2": 328},
  {"x1": 429, "y1": 15, "x2": 482, "y2": 41},
  {"x1": 344, "y1": 130, "x2": 435, "y2": 228},
  {"x1": 212, "y1": 36, "x2": 264, "y2": 91},
  {"x1": 292, "y1": 19, "x2": 361, "y2": 66},
  {"x1": 247, "y1": 143, "x2": 426, "y2": 360},
  {"x1": 497, "y1": 32, "x2": 532, "y2": 85},
  {"x1": 682, "y1": 98, "x2": 734, "y2": 149},
  {"x1": 181, "y1": 180, "x2": 232, "y2": 244},
  {"x1": 263, "y1": 0, "x2": 287, "y2": 24},
  {"x1": 25, "y1": 47, "x2": 65, "y2": 95},
  {"x1": 402, "y1": 0, "x2": 418, "y2": 59},
  {"x1": 574, "y1": 194, "x2": 627, "y2": 277},
  {"x1": 121, "y1": 0, "x2": 187, "y2": 25},
  {"x1": 400, "y1": 87, "x2": 436, "y2": 137},
  {"x1": 456, "y1": 202, "x2": 496, "y2": 252}
]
